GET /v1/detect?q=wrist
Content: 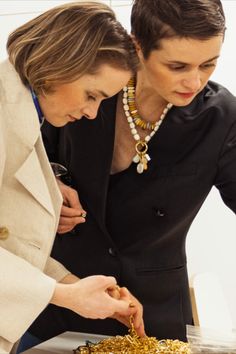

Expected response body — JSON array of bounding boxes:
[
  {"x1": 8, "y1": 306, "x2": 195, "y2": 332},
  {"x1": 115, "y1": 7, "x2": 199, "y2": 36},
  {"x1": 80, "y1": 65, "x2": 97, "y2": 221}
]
[
  {"x1": 60, "y1": 273, "x2": 80, "y2": 284},
  {"x1": 50, "y1": 282, "x2": 67, "y2": 307}
]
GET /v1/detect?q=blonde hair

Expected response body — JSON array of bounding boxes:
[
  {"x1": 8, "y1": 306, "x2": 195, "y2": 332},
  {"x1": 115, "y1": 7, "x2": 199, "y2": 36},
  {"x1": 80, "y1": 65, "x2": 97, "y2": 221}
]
[{"x1": 7, "y1": 1, "x2": 138, "y2": 94}]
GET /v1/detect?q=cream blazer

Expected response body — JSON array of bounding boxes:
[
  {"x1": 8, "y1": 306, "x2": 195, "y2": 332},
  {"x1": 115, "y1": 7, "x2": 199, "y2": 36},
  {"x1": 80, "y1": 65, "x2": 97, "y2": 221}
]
[{"x1": 0, "y1": 60, "x2": 70, "y2": 353}]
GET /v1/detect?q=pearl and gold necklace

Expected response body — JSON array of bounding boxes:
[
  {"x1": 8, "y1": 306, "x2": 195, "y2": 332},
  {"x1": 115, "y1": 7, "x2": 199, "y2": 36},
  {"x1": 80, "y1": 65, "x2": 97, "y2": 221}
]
[{"x1": 123, "y1": 78, "x2": 173, "y2": 174}]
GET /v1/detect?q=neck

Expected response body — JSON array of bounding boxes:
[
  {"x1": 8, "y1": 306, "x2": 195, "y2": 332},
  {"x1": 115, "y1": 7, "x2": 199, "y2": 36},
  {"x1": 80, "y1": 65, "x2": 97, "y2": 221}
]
[{"x1": 135, "y1": 71, "x2": 168, "y2": 123}]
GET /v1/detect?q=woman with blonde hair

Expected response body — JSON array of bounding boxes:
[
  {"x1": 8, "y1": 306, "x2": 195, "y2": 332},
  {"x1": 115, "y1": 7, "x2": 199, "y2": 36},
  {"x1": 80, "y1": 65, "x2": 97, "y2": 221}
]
[
  {"x1": 0, "y1": 2, "x2": 144, "y2": 353},
  {"x1": 22, "y1": 0, "x2": 236, "y2": 348}
]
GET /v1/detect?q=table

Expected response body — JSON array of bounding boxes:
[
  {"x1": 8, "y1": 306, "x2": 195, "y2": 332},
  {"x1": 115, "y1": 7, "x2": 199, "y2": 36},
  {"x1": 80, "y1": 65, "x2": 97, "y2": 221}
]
[{"x1": 23, "y1": 331, "x2": 107, "y2": 354}]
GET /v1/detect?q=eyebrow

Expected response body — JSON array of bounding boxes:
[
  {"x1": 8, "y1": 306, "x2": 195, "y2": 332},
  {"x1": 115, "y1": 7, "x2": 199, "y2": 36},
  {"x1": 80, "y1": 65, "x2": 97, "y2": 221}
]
[{"x1": 167, "y1": 55, "x2": 220, "y2": 65}]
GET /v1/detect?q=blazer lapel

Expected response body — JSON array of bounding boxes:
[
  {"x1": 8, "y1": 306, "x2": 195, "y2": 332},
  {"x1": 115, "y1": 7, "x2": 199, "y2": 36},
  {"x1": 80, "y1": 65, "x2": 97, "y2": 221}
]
[
  {"x1": 81, "y1": 98, "x2": 116, "y2": 234},
  {"x1": 61, "y1": 96, "x2": 117, "y2": 236},
  {"x1": 15, "y1": 138, "x2": 55, "y2": 216}
]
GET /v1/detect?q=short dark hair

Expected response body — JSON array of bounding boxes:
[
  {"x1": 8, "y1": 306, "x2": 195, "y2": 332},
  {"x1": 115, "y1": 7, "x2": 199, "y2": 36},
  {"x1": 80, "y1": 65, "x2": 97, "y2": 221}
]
[{"x1": 131, "y1": 0, "x2": 226, "y2": 58}]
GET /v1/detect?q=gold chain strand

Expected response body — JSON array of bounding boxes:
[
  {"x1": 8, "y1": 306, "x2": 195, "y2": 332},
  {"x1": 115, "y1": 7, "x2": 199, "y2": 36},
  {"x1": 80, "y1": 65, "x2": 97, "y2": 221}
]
[{"x1": 74, "y1": 316, "x2": 190, "y2": 354}]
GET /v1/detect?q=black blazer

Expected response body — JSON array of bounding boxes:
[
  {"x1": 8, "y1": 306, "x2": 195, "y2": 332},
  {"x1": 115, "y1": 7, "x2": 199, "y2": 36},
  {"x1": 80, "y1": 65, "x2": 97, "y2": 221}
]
[{"x1": 30, "y1": 81, "x2": 236, "y2": 341}]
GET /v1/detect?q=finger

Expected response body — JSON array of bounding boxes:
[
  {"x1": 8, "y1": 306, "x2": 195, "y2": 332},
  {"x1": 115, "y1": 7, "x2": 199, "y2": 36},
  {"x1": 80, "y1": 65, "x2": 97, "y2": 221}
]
[
  {"x1": 135, "y1": 321, "x2": 146, "y2": 337},
  {"x1": 119, "y1": 288, "x2": 145, "y2": 334},
  {"x1": 109, "y1": 297, "x2": 134, "y2": 316},
  {"x1": 107, "y1": 285, "x2": 121, "y2": 299},
  {"x1": 85, "y1": 275, "x2": 117, "y2": 292},
  {"x1": 61, "y1": 205, "x2": 86, "y2": 218},
  {"x1": 57, "y1": 226, "x2": 73, "y2": 234},
  {"x1": 64, "y1": 189, "x2": 83, "y2": 210},
  {"x1": 119, "y1": 287, "x2": 130, "y2": 299},
  {"x1": 59, "y1": 215, "x2": 85, "y2": 227}
]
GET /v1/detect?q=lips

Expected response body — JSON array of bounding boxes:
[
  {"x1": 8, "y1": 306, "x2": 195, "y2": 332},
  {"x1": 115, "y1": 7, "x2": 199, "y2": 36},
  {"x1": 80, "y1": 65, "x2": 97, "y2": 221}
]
[{"x1": 176, "y1": 92, "x2": 195, "y2": 99}]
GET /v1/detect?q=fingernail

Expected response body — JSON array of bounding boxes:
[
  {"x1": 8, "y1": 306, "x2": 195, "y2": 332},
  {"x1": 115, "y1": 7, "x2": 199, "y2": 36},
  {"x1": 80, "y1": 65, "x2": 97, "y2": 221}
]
[{"x1": 129, "y1": 302, "x2": 135, "y2": 308}]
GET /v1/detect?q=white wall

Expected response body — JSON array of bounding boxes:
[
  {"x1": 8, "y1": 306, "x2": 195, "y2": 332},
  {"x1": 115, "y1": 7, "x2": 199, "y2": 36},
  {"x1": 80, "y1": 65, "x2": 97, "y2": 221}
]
[{"x1": 1, "y1": 0, "x2": 236, "y2": 328}]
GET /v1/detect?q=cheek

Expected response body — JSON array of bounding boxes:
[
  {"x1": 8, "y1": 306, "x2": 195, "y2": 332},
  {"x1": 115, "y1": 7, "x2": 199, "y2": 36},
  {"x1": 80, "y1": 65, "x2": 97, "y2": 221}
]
[
  {"x1": 205, "y1": 69, "x2": 215, "y2": 81},
  {"x1": 67, "y1": 98, "x2": 84, "y2": 112}
]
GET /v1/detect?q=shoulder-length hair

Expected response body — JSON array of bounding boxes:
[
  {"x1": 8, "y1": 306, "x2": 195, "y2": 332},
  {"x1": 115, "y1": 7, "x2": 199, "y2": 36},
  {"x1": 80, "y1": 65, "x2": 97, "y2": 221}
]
[{"x1": 7, "y1": 1, "x2": 138, "y2": 94}]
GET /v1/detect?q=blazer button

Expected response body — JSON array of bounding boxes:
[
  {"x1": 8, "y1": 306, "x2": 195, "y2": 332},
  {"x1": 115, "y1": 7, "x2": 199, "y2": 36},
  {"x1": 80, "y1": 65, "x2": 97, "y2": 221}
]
[
  {"x1": 0, "y1": 226, "x2": 9, "y2": 240},
  {"x1": 156, "y1": 209, "x2": 165, "y2": 217},
  {"x1": 108, "y1": 247, "x2": 117, "y2": 257}
]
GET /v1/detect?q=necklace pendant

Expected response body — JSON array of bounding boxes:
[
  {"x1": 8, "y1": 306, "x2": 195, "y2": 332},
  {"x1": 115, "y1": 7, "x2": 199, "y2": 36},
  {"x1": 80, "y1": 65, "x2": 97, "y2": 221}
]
[
  {"x1": 123, "y1": 78, "x2": 173, "y2": 175},
  {"x1": 136, "y1": 152, "x2": 149, "y2": 173},
  {"x1": 145, "y1": 153, "x2": 151, "y2": 162},
  {"x1": 133, "y1": 153, "x2": 140, "y2": 163},
  {"x1": 141, "y1": 155, "x2": 148, "y2": 170},
  {"x1": 137, "y1": 162, "x2": 144, "y2": 174}
]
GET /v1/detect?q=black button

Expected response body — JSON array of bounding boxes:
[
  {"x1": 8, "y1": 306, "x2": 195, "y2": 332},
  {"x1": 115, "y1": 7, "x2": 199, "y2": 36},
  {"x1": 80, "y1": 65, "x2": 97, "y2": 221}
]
[
  {"x1": 156, "y1": 209, "x2": 165, "y2": 217},
  {"x1": 108, "y1": 247, "x2": 117, "y2": 257}
]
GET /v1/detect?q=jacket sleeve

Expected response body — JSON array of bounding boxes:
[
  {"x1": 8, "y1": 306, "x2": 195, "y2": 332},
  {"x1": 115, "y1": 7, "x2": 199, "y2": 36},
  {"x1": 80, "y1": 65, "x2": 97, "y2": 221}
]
[
  {"x1": 215, "y1": 120, "x2": 236, "y2": 213},
  {"x1": 0, "y1": 102, "x2": 6, "y2": 188},
  {"x1": 0, "y1": 247, "x2": 56, "y2": 345},
  {"x1": 44, "y1": 255, "x2": 71, "y2": 282}
]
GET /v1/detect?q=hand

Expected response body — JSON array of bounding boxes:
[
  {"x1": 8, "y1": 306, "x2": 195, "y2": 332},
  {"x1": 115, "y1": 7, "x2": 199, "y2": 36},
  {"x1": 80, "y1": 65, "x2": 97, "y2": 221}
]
[
  {"x1": 51, "y1": 275, "x2": 135, "y2": 320},
  {"x1": 57, "y1": 179, "x2": 86, "y2": 234},
  {"x1": 108, "y1": 286, "x2": 146, "y2": 337}
]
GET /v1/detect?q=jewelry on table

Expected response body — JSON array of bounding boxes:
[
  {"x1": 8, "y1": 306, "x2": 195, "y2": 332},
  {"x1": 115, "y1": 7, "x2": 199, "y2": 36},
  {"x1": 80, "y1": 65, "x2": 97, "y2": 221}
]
[
  {"x1": 123, "y1": 78, "x2": 173, "y2": 174},
  {"x1": 74, "y1": 315, "x2": 191, "y2": 353}
]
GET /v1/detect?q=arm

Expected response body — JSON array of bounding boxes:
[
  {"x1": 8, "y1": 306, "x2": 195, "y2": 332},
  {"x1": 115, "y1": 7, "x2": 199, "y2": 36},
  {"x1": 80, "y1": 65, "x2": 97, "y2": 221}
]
[
  {"x1": 42, "y1": 121, "x2": 86, "y2": 234},
  {"x1": 0, "y1": 247, "x2": 57, "y2": 344},
  {"x1": 0, "y1": 248, "x2": 144, "y2": 346},
  {"x1": 56, "y1": 179, "x2": 87, "y2": 234},
  {"x1": 50, "y1": 275, "x2": 144, "y2": 327},
  {"x1": 215, "y1": 120, "x2": 236, "y2": 213},
  {"x1": 57, "y1": 274, "x2": 145, "y2": 336}
]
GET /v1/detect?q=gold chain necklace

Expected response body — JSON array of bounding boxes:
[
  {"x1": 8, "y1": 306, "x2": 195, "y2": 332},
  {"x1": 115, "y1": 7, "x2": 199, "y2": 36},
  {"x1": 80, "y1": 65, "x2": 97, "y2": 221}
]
[
  {"x1": 123, "y1": 78, "x2": 173, "y2": 174},
  {"x1": 74, "y1": 315, "x2": 190, "y2": 353}
]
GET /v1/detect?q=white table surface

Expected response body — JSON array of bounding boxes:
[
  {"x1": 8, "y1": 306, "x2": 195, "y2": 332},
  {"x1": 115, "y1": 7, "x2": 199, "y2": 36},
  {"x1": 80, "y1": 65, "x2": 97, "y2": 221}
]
[{"x1": 23, "y1": 331, "x2": 108, "y2": 354}]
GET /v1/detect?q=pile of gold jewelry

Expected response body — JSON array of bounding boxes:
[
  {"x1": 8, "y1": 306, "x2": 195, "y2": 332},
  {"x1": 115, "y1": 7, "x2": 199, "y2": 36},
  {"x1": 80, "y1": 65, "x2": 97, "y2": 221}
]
[{"x1": 73, "y1": 316, "x2": 191, "y2": 354}]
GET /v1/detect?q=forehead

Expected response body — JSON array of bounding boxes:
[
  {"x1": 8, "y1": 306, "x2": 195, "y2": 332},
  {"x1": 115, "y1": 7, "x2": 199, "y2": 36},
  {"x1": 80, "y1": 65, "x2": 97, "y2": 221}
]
[{"x1": 150, "y1": 36, "x2": 223, "y2": 63}]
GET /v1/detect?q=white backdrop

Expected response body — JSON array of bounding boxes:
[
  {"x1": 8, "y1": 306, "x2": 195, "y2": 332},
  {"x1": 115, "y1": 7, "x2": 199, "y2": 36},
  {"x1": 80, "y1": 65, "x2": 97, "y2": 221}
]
[{"x1": 1, "y1": 0, "x2": 236, "y2": 328}]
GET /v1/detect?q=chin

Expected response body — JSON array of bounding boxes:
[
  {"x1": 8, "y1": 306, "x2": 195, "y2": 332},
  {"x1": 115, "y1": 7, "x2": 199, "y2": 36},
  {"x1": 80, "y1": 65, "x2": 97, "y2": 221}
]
[{"x1": 173, "y1": 96, "x2": 196, "y2": 107}]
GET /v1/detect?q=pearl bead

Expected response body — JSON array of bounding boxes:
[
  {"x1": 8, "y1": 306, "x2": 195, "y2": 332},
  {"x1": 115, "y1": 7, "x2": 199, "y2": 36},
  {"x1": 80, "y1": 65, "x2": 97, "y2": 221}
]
[
  {"x1": 123, "y1": 78, "x2": 172, "y2": 174},
  {"x1": 129, "y1": 122, "x2": 135, "y2": 129},
  {"x1": 145, "y1": 136, "x2": 151, "y2": 142}
]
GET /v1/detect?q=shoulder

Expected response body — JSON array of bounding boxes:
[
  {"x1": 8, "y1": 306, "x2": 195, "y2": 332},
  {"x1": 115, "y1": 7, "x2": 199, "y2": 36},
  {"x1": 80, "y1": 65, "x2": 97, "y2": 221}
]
[
  {"x1": 0, "y1": 59, "x2": 40, "y2": 147},
  {"x1": 204, "y1": 81, "x2": 236, "y2": 111},
  {"x1": 172, "y1": 81, "x2": 236, "y2": 126},
  {"x1": 200, "y1": 81, "x2": 236, "y2": 123},
  {"x1": 0, "y1": 59, "x2": 28, "y2": 104}
]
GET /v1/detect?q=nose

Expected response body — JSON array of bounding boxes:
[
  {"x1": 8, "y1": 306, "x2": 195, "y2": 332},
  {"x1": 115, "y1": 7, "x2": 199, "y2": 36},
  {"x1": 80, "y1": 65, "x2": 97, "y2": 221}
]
[
  {"x1": 82, "y1": 102, "x2": 100, "y2": 120},
  {"x1": 182, "y1": 70, "x2": 201, "y2": 92}
]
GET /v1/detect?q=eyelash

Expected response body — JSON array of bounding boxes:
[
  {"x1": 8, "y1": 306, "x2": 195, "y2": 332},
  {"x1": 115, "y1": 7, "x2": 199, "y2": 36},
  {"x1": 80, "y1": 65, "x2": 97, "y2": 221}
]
[
  {"x1": 87, "y1": 94, "x2": 96, "y2": 101},
  {"x1": 169, "y1": 63, "x2": 216, "y2": 71}
]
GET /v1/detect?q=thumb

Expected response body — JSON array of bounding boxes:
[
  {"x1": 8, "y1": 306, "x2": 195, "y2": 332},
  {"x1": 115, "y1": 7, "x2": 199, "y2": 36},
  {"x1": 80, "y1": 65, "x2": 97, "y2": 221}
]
[{"x1": 110, "y1": 297, "x2": 131, "y2": 315}]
